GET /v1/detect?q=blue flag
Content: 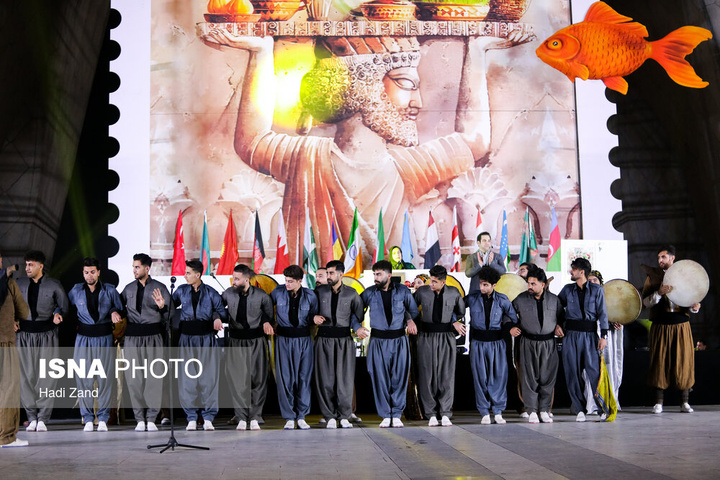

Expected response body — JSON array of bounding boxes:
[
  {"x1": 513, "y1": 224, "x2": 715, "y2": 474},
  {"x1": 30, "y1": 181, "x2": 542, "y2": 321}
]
[
  {"x1": 401, "y1": 210, "x2": 414, "y2": 265},
  {"x1": 499, "y1": 210, "x2": 509, "y2": 269}
]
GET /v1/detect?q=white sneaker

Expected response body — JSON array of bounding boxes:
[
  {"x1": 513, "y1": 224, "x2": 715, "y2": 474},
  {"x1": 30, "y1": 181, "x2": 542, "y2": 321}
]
[
  {"x1": 599, "y1": 413, "x2": 608, "y2": 421},
  {"x1": 26, "y1": 421, "x2": 37, "y2": 432},
  {"x1": 250, "y1": 420, "x2": 260, "y2": 431},
  {"x1": 349, "y1": 413, "x2": 362, "y2": 423},
  {"x1": 340, "y1": 419, "x2": 353, "y2": 429},
  {"x1": 392, "y1": 417, "x2": 403, "y2": 428},
  {"x1": 203, "y1": 420, "x2": 215, "y2": 431},
  {"x1": 520, "y1": 412, "x2": 529, "y2": 419},
  {"x1": 237, "y1": 420, "x2": 247, "y2": 431},
  {"x1": 528, "y1": 412, "x2": 539, "y2": 424},
  {"x1": 161, "y1": 418, "x2": 171, "y2": 425},
  {"x1": 652, "y1": 404, "x2": 663, "y2": 414},
  {"x1": 97, "y1": 421, "x2": 108, "y2": 432},
  {"x1": 326, "y1": 419, "x2": 337, "y2": 429},
  {"x1": 576, "y1": 412, "x2": 586, "y2": 422},
  {"x1": 283, "y1": 420, "x2": 295, "y2": 430},
  {"x1": 297, "y1": 419, "x2": 310, "y2": 430},
  {"x1": 540, "y1": 412, "x2": 553, "y2": 423},
  {"x1": 494, "y1": 414, "x2": 506, "y2": 425},
  {"x1": 379, "y1": 418, "x2": 391, "y2": 428},
  {"x1": 1, "y1": 438, "x2": 29, "y2": 448},
  {"x1": 428, "y1": 416, "x2": 439, "y2": 427},
  {"x1": 681, "y1": 403, "x2": 694, "y2": 413},
  {"x1": 83, "y1": 422, "x2": 94, "y2": 432},
  {"x1": 147, "y1": 422, "x2": 158, "y2": 432},
  {"x1": 480, "y1": 415, "x2": 491, "y2": 425},
  {"x1": 36, "y1": 421, "x2": 47, "y2": 432},
  {"x1": 186, "y1": 420, "x2": 197, "y2": 431},
  {"x1": 319, "y1": 418, "x2": 327, "y2": 424},
  {"x1": 135, "y1": 421, "x2": 146, "y2": 432},
  {"x1": 441, "y1": 416, "x2": 452, "y2": 427}
]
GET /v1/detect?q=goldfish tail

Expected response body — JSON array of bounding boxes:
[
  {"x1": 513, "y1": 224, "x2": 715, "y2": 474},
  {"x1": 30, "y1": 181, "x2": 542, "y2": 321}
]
[{"x1": 650, "y1": 26, "x2": 712, "y2": 89}]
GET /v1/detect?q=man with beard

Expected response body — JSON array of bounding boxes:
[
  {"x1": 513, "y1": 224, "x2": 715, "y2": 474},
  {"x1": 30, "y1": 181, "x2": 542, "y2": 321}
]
[
  {"x1": 315, "y1": 268, "x2": 328, "y2": 287},
  {"x1": 271, "y1": 265, "x2": 318, "y2": 430},
  {"x1": 222, "y1": 264, "x2": 274, "y2": 431},
  {"x1": 558, "y1": 258, "x2": 608, "y2": 422},
  {"x1": 119, "y1": 253, "x2": 171, "y2": 432},
  {"x1": 643, "y1": 245, "x2": 700, "y2": 414},
  {"x1": 313, "y1": 260, "x2": 366, "y2": 429},
  {"x1": 15, "y1": 250, "x2": 68, "y2": 432},
  {"x1": 412, "y1": 265, "x2": 465, "y2": 427},
  {"x1": 162, "y1": 259, "x2": 226, "y2": 432},
  {"x1": 68, "y1": 258, "x2": 123, "y2": 432},
  {"x1": 512, "y1": 267, "x2": 564, "y2": 424},
  {"x1": 360, "y1": 260, "x2": 418, "y2": 428},
  {"x1": 201, "y1": 29, "x2": 532, "y2": 265}
]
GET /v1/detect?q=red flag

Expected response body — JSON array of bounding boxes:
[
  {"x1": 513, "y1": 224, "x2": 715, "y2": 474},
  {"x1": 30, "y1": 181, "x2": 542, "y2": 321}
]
[
  {"x1": 476, "y1": 208, "x2": 483, "y2": 238},
  {"x1": 216, "y1": 210, "x2": 238, "y2": 275},
  {"x1": 171, "y1": 210, "x2": 186, "y2": 275},
  {"x1": 274, "y1": 209, "x2": 290, "y2": 274},
  {"x1": 451, "y1": 206, "x2": 461, "y2": 272}
]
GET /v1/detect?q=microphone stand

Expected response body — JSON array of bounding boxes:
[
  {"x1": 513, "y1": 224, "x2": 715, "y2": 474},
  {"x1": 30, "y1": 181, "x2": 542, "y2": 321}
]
[{"x1": 148, "y1": 276, "x2": 209, "y2": 453}]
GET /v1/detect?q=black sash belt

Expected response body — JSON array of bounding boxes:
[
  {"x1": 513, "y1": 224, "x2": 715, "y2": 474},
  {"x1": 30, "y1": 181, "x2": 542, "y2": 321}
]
[
  {"x1": 565, "y1": 319, "x2": 597, "y2": 332},
  {"x1": 179, "y1": 320, "x2": 214, "y2": 336},
  {"x1": 125, "y1": 322, "x2": 164, "y2": 336},
  {"x1": 77, "y1": 322, "x2": 113, "y2": 337},
  {"x1": 316, "y1": 326, "x2": 351, "y2": 338},
  {"x1": 276, "y1": 326, "x2": 311, "y2": 338},
  {"x1": 229, "y1": 327, "x2": 265, "y2": 340},
  {"x1": 371, "y1": 328, "x2": 405, "y2": 339},
  {"x1": 522, "y1": 332, "x2": 555, "y2": 341},
  {"x1": 18, "y1": 319, "x2": 55, "y2": 333},
  {"x1": 653, "y1": 312, "x2": 689, "y2": 325},
  {"x1": 420, "y1": 322, "x2": 454, "y2": 333},
  {"x1": 470, "y1": 328, "x2": 503, "y2": 342}
]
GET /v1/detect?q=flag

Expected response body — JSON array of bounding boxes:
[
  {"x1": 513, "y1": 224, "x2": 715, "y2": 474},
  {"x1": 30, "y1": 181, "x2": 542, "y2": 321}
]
[
  {"x1": 343, "y1": 208, "x2": 363, "y2": 278},
  {"x1": 594, "y1": 353, "x2": 618, "y2": 422},
  {"x1": 476, "y1": 208, "x2": 483, "y2": 238},
  {"x1": 200, "y1": 210, "x2": 211, "y2": 275},
  {"x1": 499, "y1": 210, "x2": 509, "y2": 270},
  {"x1": 373, "y1": 209, "x2": 387, "y2": 263},
  {"x1": 548, "y1": 206, "x2": 561, "y2": 271},
  {"x1": 252, "y1": 210, "x2": 265, "y2": 274},
  {"x1": 171, "y1": 210, "x2": 186, "y2": 275},
  {"x1": 424, "y1": 212, "x2": 441, "y2": 269},
  {"x1": 274, "y1": 209, "x2": 290, "y2": 274},
  {"x1": 519, "y1": 206, "x2": 538, "y2": 264},
  {"x1": 401, "y1": 210, "x2": 414, "y2": 265},
  {"x1": 303, "y1": 209, "x2": 319, "y2": 288},
  {"x1": 451, "y1": 206, "x2": 461, "y2": 272},
  {"x1": 330, "y1": 215, "x2": 344, "y2": 262},
  {"x1": 216, "y1": 210, "x2": 238, "y2": 275}
]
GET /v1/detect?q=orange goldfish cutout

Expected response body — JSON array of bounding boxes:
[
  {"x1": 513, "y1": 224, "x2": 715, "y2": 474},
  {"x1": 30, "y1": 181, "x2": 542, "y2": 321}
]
[{"x1": 536, "y1": 1, "x2": 712, "y2": 94}]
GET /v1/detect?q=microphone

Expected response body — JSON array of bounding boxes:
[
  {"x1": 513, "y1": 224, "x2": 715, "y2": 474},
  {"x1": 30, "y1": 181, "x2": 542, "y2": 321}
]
[
  {"x1": 209, "y1": 272, "x2": 225, "y2": 290},
  {"x1": 170, "y1": 276, "x2": 176, "y2": 284}
]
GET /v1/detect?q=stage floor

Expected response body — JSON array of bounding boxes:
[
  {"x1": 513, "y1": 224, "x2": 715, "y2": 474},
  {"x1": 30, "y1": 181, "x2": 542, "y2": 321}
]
[{"x1": 2, "y1": 407, "x2": 718, "y2": 479}]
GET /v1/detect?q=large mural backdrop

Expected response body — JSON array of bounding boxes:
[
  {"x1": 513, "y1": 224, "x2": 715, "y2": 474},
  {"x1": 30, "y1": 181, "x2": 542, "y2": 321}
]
[{"x1": 148, "y1": 0, "x2": 581, "y2": 274}]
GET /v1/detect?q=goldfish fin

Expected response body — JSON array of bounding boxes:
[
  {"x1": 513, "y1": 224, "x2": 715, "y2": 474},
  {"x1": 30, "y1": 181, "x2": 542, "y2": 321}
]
[
  {"x1": 584, "y1": 1, "x2": 633, "y2": 24},
  {"x1": 601, "y1": 76, "x2": 628, "y2": 95},
  {"x1": 584, "y1": 2, "x2": 648, "y2": 36},
  {"x1": 650, "y1": 26, "x2": 712, "y2": 89},
  {"x1": 567, "y1": 61, "x2": 590, "y2": 81}
]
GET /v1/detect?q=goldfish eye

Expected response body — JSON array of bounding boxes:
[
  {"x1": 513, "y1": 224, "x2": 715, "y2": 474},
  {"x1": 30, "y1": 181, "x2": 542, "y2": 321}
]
[{"x1": 547, "y1": 39, "x2": 563, "y2": 50}]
